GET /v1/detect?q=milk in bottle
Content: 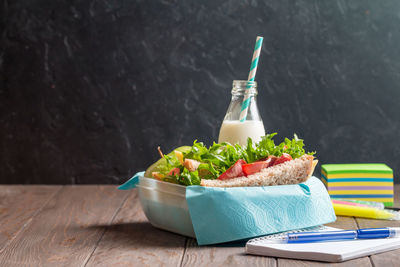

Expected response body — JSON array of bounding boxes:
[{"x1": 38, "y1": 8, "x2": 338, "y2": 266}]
[{"x1": 218, "y1": 80, "x2": 265, "y2": 146}]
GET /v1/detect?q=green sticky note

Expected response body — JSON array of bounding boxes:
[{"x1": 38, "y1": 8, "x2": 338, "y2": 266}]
[{"x1": 321, "y1": 164, "x2": 393, "y2": 174}]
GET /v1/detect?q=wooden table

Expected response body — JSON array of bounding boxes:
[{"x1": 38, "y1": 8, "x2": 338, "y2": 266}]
[{"x1": 0, "y1": 185, "x2": 398, "y2": 267}]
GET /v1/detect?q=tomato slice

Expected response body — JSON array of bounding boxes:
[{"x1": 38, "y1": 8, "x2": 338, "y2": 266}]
[
  {"x1": 242, "y1": 156, "x2": 278, "y2": 176},
  {"x1": 168, "y1": 167, "x2": 180, "y2": 176},
  {"x1": 242, "y1": 161, "x2": 267, "y2": 176},
  {"x1": 217, "y1": 154, "x2": 292, "y2": 180},
  {"x1": 273, "y1": 153, "x2": 293, "y2": 166},
  {"x1": 218, "y1": 159, "x2": 247, "y2": 180}
]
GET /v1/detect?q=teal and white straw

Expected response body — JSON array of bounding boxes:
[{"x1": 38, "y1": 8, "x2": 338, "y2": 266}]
[{"x1": 239, "y1": 36, "x2": 263, "y2": 122}]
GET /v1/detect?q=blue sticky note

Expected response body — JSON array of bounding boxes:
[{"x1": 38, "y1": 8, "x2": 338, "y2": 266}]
[{"x1": 186, "y1": 177, "x2": 336, "y2": 245}]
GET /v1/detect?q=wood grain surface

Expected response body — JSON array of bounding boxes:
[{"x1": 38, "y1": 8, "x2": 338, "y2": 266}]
[
  {"x1": 0, "y1": 185, "x2": 61, "y2": 251},
  {"x1": 181, "y1": 238, "x2": 276, "y2": 267},
  {"x1": 86, "y1": 189, "x2": 187, "y2": 267},
  {"x1": 0, "y1": 186, "x2": 129, "y2": 266},
  {"x1": 0, "y1": 184, "x2": 398, "y2": 267}
]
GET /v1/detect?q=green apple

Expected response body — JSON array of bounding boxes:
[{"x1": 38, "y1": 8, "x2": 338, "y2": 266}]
[{"x1": 144, "y1": 146, "x2": 191, "y2": 178}]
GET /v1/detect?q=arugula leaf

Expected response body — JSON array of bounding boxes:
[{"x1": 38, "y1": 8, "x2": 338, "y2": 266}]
[
  {"x1": 244, "y1": 138, "x2": 257, "y2": 163},
  {"x1": 180, "y1": 169, "x2": 201, "y2": 186}
]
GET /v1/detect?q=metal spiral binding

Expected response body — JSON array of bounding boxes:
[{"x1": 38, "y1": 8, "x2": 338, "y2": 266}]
[{"x1": 247, "y1": 225, "x2": 327, "y2": 244}]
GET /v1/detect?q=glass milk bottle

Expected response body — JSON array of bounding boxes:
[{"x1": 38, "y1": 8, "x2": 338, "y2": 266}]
[{"x1": 218, "y1": 80, "x2": 265, "y2": 146}]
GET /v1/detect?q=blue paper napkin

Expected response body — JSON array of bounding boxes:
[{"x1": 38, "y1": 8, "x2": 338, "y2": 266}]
[
  {"x1": 118, "y1": 173, "x2": 336, "y2": 245},
  {"x1": 186, "y1": 177, "x2": 336, "y2": 245},
  {"x1": 118, "y1": 171, "x2": 144, "y2": 190}
]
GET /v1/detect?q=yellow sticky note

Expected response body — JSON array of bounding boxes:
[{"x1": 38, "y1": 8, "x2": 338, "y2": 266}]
[{"x1": 333, "y1": 204, "x2": 393, "y2": 220}]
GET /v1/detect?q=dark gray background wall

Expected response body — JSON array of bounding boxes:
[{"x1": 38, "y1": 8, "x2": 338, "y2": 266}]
[{"x1": 1, "y1": 0, "x2": 399, "y2": 184}]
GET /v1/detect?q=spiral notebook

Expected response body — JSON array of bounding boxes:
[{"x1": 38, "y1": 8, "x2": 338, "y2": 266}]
[{"x1": 246, "y1": 226, "x2": 400, "y2": 262}]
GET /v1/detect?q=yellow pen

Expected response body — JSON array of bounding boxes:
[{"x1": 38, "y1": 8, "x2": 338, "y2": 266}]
[{"x1": 333, "y1": 203, "x2": 394, "y2": 220}]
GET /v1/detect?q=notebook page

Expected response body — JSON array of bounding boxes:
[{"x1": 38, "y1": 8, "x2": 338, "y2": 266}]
[{"x1": 246, "y1": 226, "x2": 400, "y2": 262}]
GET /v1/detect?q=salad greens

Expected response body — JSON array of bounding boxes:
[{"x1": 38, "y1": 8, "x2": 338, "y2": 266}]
[{"x1": 147, "y1": 133, "x2": 315, "y2": 186}]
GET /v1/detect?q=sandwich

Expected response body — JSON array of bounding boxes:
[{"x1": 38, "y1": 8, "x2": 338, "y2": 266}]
[{"x1": 145, "y1": 133, "x2": 317, "y2": 187}]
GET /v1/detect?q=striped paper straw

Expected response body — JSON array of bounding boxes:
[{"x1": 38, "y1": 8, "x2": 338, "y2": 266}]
[{"x1": 239, "y1": 36, "x2": 263, "y2": 122}]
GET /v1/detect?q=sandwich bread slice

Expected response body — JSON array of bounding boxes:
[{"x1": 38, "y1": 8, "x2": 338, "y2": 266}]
[{"x1": 200, "y1": 154, "x2": 317, "y2": 187}]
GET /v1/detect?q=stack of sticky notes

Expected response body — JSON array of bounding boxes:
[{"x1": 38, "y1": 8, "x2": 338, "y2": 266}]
[{"x1": 321, "y1": 164, "x2": 394, "y2": 207}]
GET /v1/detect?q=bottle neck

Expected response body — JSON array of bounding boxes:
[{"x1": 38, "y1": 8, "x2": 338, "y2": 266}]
[
  {"x1": 231, "y1": 80, "x2": 258, "y2": 96},
  {"x1": 223, "y1": 80, "x2": 262, "y2": 121}
]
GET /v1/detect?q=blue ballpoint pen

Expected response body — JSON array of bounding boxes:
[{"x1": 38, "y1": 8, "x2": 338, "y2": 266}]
[{"x1": 284, "y1": 227, "x2": 400, "y2": 243}]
